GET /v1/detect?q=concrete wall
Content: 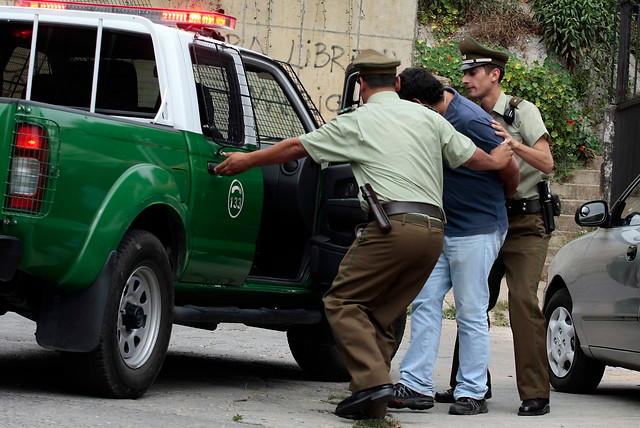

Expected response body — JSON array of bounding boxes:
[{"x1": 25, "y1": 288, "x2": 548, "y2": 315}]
[{"x1": 174, "y1": 0, "x2": 419, "y2": 119}]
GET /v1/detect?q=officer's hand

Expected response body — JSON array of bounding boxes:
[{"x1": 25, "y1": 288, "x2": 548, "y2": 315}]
[
  {"x1": 214, "y1": 152, "x2": 252, "y2": 176},
  {"x1": 492, "y1": 120, "x2": 522, "y2": 151},
  {"x1": 490, "y1": 142, "x2": 514, "y2": 169}
]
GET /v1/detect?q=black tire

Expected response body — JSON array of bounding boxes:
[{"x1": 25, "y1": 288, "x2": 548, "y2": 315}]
[
  {"x1": 287, "y1": 313, "x2": 406, "y2": 381},
  {"x1": 76, "y1": 229, "x2": 174, "y2": 398},
  {"x1": 545, "y1": 288, "x2": 605, "y2": 393}
]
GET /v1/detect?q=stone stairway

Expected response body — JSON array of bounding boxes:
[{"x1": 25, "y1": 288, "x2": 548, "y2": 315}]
[{"x1": 545, "y1": 156, "x2": 603, "y2": 277}]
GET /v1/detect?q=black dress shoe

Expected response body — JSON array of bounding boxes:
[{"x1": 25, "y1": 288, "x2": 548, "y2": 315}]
[
  {"x1": 518, "y1": 398, "x2": 550, "y2": 416},
  {"x1": 435, "y1": 387, "x2": 492, "y2": 403},
  {"x1": 334, "y1": 384, "x2": 394, "y2": 419}
]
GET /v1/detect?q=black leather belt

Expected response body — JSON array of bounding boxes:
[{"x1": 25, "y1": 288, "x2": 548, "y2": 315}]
[
  {"x1": 506, "y1": 199, "x2": 541, "y2": 216},
  {"x1": 382, "y1": 201, "x2": 443, "y2": 221}
]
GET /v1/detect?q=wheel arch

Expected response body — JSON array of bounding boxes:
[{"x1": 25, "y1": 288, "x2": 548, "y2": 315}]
[
  {"x1": 544, "y1": 280, "x2": 595, "y2": 359},
  {"x1": 57, "y1": 164, "x2": 187, "y2": 290},
  {"x1": 36, "y1": 164, "x2": 187, "y2": 353},
  {"x1": 129, "y1": 203, "x2": 186, "y2": 280},
  {"x1": 543, "y1": 274, "x2": 567, "y2": 314}
]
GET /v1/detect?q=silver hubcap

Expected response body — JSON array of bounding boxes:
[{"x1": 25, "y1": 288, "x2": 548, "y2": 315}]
[
  {"x1": 546, "y1": 305, "x2": 575, "y2": 378},
  {"x1": 117, "y1": 266, "x2": 161, "y2": 369}
]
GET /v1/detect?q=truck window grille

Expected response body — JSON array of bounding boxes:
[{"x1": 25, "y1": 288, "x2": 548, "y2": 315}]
[
  {"x1": 275, "y1": 60, "x2": 325, "y2": 128},
  {"x1": 191, "y1": 40, "x2": 253, "y2": 146},
  {"x1": 244, "y1": 66, "x2": 307, "y2": 144}
]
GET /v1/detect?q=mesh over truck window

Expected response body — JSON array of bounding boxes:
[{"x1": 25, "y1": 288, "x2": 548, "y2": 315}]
[
  {"x1": 191, "y1": 42, "x2": 246, "y2": 145},
  {"x1": 244, "y1": 65, "x2": 306, "y2": 143}
]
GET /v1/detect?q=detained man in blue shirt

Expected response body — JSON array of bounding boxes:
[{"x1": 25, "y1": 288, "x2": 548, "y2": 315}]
[{"x1": 389, "y1": 67, "x2": 520, "y2": 415}]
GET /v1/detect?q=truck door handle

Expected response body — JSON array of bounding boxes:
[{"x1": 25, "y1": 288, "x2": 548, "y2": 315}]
[
  {"x1": 627, "y1": 245, "x2": 637, "y2": 261},
  {"x1": 207, "y1": 162, "x2": 220, "y2": 175}
]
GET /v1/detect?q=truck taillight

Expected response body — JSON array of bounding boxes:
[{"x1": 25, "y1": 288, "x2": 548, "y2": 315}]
[{"x1": 8, "y1": 123, "x2": 49, "y2": 212}]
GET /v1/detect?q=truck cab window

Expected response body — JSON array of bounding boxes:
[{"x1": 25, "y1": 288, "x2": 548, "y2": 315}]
[
  {"x1": 97, "y1": 30, "x2": 160, "y2": 116},
  {"x1": 0, "y1": 21, "x2": 159, "y2": 117}
]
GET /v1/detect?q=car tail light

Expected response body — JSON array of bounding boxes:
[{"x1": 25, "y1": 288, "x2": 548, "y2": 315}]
[{"x1": 7, "y1": 123, "x2": 50, "y2": 213}]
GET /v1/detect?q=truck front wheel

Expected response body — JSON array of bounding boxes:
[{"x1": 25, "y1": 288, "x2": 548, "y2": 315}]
[{"x1": 76, "y1": 229, "x2": 173, "y2": 398}]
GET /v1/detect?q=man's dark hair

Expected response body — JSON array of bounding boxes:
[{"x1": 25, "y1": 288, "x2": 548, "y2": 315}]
[
  {"x1": 483, "y1": 64, "x2": 505, "y2": 82},
  {"x1": 360, "y1": 73, "x2": 396, "y2": 89},
  {"x1": 397, "y1": 67, "x2": 444, "y2": 104}
]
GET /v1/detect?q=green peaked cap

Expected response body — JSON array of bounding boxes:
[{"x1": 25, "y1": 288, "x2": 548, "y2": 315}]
[
  {"x1": 352, "y1": 49, "x2": 400, "y2": 75},
  {"x1": 458, "y1": 36, "x2": 509, "y2": 71}
]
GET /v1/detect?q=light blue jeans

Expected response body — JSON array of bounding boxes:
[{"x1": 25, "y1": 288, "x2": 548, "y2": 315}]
[{"x1": 398, "y1": 229, "x2": 506, "y2": 400}]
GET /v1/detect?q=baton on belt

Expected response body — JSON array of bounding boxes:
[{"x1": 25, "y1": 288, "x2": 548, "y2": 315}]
[
  {"x1": 360, "y1": 183, "x2": 392, "y2": 234},
  {"x1": 537, "y1": 181, "x2": 556, "y2": 234}
]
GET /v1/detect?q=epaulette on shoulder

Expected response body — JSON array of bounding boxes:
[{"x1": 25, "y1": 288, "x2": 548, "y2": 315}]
[
  {"x1": 509, "y1": 96, "x2": 523, "y2": 108},
  {"x1": 338, "y1": 105, "x2": 358, "y2": 115}
]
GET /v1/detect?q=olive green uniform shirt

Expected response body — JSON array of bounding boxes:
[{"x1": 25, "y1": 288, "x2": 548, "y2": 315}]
[
  {"x1": 299, "y1": 91, "x2": 477, "y2": 210},
  {"x1": 491, "y1": 91, "x2": 550, "y2": 200}
]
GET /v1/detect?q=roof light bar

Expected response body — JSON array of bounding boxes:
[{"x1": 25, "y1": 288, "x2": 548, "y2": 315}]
[{"x1": 13, "y1": 1, "x2": 236, "y2": 30}]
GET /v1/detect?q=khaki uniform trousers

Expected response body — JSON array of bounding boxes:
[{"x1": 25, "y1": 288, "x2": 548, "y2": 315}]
[
  {"x1": 323, "y1": 214, "x2": 444, "y2": 394},
  {"x1": 488, "y1": 213, "x2": 550, "y2": 400}
]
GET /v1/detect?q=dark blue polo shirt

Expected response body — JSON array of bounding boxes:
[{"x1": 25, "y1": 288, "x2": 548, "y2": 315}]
[{"x1": 443, "y1": 88, "x2": 508, "y2": 237}]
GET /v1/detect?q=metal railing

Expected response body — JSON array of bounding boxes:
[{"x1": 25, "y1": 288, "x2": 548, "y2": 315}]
[{"x1": 611, "y1": 0, "x2": 640, "y2": 103}]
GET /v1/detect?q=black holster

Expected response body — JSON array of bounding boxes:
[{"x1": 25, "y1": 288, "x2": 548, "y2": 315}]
[
  {"x1": 361, "y1": 183, "x2": 392, "y2": 234},
  {"x1": 537, "y1": 181, "x2": 561, "y2": 234}
]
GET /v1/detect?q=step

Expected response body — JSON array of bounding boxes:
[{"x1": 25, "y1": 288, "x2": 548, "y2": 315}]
[
  {"x1": 560, "y1": 199, "x2": 586, "y2": 216},
  {"x1": 554, "y1": 213, "x2": 579, "y2": 231},
  {"x1": 561, "y1": 168, "x2": 601, "y2": 186},
  {"x1": 551, "y1": 182, "x2": 601, "y2": 201}
]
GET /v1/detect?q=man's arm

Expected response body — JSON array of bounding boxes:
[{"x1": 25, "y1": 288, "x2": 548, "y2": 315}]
[
  {"x1": 462, "y1": 143, "x2": 513, "y2": 171},
  {"x1": 464, "y1": 118, "x2": 520, "y2": 196},
  {"x1": 214, "y1": 137, "x2": 308, "y2": 176},
  {"x1": 492, "y1": 120, "x2": 554, "y2": 174},
  {"x1": 499, "y1": 157, "x2": 520, "y2": 197}
]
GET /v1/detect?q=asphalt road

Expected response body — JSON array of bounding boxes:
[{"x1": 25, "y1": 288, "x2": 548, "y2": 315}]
[{"x1": 0, "y1": 311, "x2": 639, "y2": 427}]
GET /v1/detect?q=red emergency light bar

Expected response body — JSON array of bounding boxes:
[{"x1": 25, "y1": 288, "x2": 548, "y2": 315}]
[{"x1": 13, "y1": 0, "x2": 236, "y2": 30}]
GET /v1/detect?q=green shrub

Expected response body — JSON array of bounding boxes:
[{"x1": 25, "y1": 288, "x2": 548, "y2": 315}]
[
  {"x1": 417, "y1": 0, "x2": 466, "y2": 40},
  {"x1": 532, "y1": 0, "x2": 614, "y2": 70}
]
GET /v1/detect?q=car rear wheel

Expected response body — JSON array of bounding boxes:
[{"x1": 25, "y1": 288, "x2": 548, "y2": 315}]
[
  {"x1": 287, "y1": 313, "x2": 406, "y2": 381},
  {"x1": 75, "y1": 229, "x2": 174, "y2": 398},
  {"x1": 545, "y1": 288, "x2": 605, "y2": 393}
]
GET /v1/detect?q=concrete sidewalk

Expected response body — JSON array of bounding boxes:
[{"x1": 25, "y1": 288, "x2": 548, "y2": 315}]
[{"x1": 387, "y1": 316, "x2": 640, "y2": 427}]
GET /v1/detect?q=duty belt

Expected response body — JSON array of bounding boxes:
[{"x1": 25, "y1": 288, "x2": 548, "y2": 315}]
[
  {"x1": 382, "y1": 201, "x2": 443, "y2": 220},
  {"x1": 506, "y1": 199, "x2": 541, "y2": 216}
]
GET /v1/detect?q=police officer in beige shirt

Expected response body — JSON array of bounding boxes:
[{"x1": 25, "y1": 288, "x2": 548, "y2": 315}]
[{"x1": 435, "y1": 36, "x2": 554, "y2": 417}]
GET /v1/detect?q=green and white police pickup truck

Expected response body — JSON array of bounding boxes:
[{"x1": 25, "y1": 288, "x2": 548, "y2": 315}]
[{"x1": 0, "y1": 1, "x2": 405, "y2": 398}]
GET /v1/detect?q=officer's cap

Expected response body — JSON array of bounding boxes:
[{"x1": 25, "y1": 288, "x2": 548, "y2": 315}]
[
  {"x1": 458, "y1": 37, "x2": 509, "y2": 71},
  {"x1": 352, "y1": 49, "x2": 400, "y2": 76}
]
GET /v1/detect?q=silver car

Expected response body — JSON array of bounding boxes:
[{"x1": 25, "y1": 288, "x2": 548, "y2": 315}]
[{"x1": 544, "y1": 174, "x2": 640, "y2": 393}]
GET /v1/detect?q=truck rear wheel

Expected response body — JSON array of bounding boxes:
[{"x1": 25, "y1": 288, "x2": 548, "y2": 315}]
[
  {"x1": 287, "y1": 313, "x2": 406, "y2": 381},
  {"x1": 77, "y1": 229, "x2": 173, "y2": 398}
]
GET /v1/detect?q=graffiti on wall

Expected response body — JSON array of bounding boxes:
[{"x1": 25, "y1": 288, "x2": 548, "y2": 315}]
[{"x1": 226, "y1": 33, "x2": 352, "y2": 116}]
